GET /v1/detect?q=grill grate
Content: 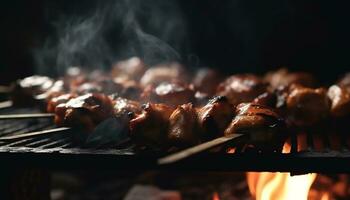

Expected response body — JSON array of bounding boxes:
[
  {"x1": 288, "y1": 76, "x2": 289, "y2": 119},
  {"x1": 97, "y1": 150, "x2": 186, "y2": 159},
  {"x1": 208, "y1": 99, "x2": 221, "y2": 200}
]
[{"x1": 0, "y1": 107, "x2": 350, "y2": 173}]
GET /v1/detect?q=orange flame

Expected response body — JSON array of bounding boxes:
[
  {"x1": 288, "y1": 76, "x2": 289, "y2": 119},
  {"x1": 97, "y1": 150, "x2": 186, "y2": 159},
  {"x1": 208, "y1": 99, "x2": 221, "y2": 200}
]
[
  {"x1": 212, "y1": 192, "x2": 220, "y2": 200},
  {"x1": 247, "y1": 143, "x2": 317, "y2": 200}
]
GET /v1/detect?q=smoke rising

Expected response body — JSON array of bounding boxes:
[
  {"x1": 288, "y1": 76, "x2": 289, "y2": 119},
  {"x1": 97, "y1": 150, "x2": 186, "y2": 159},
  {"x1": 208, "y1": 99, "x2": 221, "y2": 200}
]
[{"x1": 34, "y1": 0, "x2": 188, "y2": 75}]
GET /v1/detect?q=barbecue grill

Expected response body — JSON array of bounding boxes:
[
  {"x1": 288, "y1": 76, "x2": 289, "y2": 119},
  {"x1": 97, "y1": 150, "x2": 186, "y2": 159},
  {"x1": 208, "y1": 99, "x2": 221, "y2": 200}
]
[{"x1": 1, "y1": 106, "x2": 349, "y2": 174}]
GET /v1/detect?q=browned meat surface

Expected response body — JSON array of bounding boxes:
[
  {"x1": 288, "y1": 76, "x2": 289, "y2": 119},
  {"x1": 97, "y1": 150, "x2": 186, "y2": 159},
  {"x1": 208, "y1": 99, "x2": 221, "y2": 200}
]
[
  {"x1": 113, "y1": 97, "x2": 142, "y2": 117},
  {"x1": 113, "y1": 79, "x2": 142, "y2": 100},
  {"x1": 252, "y1": 92, "x2": 277, "y2": 107},
  {"x1": 328, "y1": 85, "x2": 350, "y2": 118},
  {"x1": 10, "y1": 75, "x2": 54, "y2": 106},
  {"x1": 264, "y1": 68, "x2": 317, "y2": 90},
  {"x1": 224, "y1": 103, "x2": 286, "y2": 151},
  {"x1": 129, "y1": 103, "x2": 174, "y2": 147},
  {"x1": 338, "y1": 73, "x2": 350, "y2": 92},
  {"x1": 54, "y1": 93, "x2": 114, "y2": 131},
  {"x1": 197, "y1": 96, "x2": 235, "y2": 139},
  {"x1": 140, "y1": 63, "x2": 189, "y2": 86},
  {"x1": 216, "y1": 74, "x2": 267, "y2": 106},
  {"x1": 111, "y1": 57, "x2": 146, "y2": 80},
  {"x1": 193, "y1": 68, "x2": 222, "y2": 96},
  {"x1": 168, "y1": 103, "x2": 200, "y2": 147},
  {"x1": 47, "y1": 93, "x2": 77, "y2": 113},
  {"x1": 141, "y1": 82, "x2": 195, "y2": 106},
  {"x1": 286, "y1": 85, "x2": 331, "y2": 127}
]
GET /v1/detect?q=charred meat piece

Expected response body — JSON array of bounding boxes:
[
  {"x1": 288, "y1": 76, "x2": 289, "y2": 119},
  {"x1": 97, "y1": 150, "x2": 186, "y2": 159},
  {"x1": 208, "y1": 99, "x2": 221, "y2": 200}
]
[
  {"x1": 111, "y1": 57, "x2": 146, "y2": 80},
  {"x1": 168, "y1": 103, "x2": 200, "y2": 147},
  {"x1": 10, "y1": 75, "x2": 54, "y2": 106},
  {"x1": 140, "y1": 63, "x2": 189, "y2": 86},
  {"x1": 129, "y1": 103, "x2": 174, "y2": 148},
  {"x1": 286, "y1": 85, "x2": 330, "y2": 127},
  {"x1": 141, "y1": 82, "x2": 195, "y2": 106},
  {"x1": 224, "y1": 103, "x2": 286, "y2": 151},
  {"x1": 113, "y1": 97, "x2": 142, "y2": 117},
  {"x1": 327, "y1": 85, "x2": 350, "y2": 118},
  {"x1": 197, "y1": 96, "x2": 235, "y2": 139},
  {"x1": 47, "y1": 93, "x2": 77, "y2": 113},
  {"x1": 193, "y1": 68, "x2": 223, "y2": 96},
  {"x1": 264, "y1": 68, "x2": 317, "y2": 90},
  {"x1": 54, "y1": 93, "x2": 114, "y2": 132},
  {"x1": 216, "y1": 74, "x2": 267, "y2": 106}
]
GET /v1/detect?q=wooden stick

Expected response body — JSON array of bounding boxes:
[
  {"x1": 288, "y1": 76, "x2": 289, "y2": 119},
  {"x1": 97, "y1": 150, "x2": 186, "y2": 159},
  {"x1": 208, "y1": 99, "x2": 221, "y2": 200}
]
[
  {"x1": 158, "y1": 134, "x2": 243, "y2": 165},
  {"x1": 0, "y1": 100, "x2": 13, "y2": 109},
  {"x1": 0, "y1": 113, "x2": 55, "y2": 120},
  {"x1": 0, "y1": 127, "x2": 71, "y2": 141}
]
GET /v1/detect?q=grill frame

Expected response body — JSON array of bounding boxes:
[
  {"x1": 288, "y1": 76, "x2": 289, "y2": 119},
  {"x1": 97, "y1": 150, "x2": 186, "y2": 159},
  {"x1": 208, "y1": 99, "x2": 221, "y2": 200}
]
[{"x1": 1, "y1": 107, "x2": 350, "y2": 173}]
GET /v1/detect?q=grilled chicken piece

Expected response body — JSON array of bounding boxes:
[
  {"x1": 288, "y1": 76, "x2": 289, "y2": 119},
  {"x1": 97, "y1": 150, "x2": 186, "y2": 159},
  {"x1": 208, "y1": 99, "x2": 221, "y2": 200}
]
[
  {"x1": 113, "y1": 97, "x2": 142, "y2": 117},
  {"x1": 216, "y1": 74, "x2": 267, "y2": 106},
  {"x1": 140, "y1": 63, "x2": 189, "y2": 87},
  {"x1": 193, "y1": 68, "x2": 223, "y2": 96},
  {"x1": 224, "y1": 103, "x2": 286, "y2": 151},
  {"x1": 10, "y1": 75, "x2": 54, "y2": 106},
  {"x1": 168, "y1": 103, "x2": 200, "y2": 147},
  {"x1": 264, "y1": 68, "x2": 317, "y2": 90},
  {"x1": 328, "y1": 85, "x2": 350, "y2": 118},
  {"x1": 141, "y1": 82, "x2": 195, "y2": 106},
  {"x1": 47, "y1": 93, "x2": 77, "y2": 113},
  {"x1": 252, "y1": 92, "x2": 277, "y2": 107},
  {"x1": 129, "y1": 103, "x2": 174, "y2": 147},
  {"x1": 113, "y1": 78, "x2": 143, "y2": 100},
  {"x1": 197, "y1": 96, "x2": 235, "y2": 139},
  {"x1": 111, "y1": 57, "x2": 146, "y2": 80},
  {"x1": 55, "y1": 93, "x2": 114, "y2": 132},
  {"x1": 286, "y1": 85, "x2": 331, "y2": 127}
]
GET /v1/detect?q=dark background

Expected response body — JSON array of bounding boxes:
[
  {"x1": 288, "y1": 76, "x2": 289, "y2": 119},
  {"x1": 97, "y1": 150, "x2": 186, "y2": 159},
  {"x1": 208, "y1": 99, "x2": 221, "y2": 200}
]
[{"x1": 1, "y1": 0, "x2": 350, "y2": 85}]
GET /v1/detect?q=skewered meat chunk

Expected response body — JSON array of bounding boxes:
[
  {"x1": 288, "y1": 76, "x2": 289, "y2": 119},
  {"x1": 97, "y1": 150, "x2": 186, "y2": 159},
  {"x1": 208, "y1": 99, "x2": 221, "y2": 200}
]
[
  {"x1": 113, "y1": 79, "x2": 142, "y2": 100},
  {"x1": 264, "y1": 68, "x2": 317, "y2": 90},
  {"x1": 193, "y1": 68, "x2": 222, "y2": 96},
  {"x1": 252, "y1": 92, "x2": 277, "y2": 107},
  {"x1": 140, "y1": 63, "x2": 189, "y2": 86},
  {"x1": 113, "y1": 97, "x2": 142, "y2": 117},
  {"x1": 47, "y1": 93, "x2": 77, "y2": 113},
  {"x1": 197, "y1": 96, "x2": 235, "y2": 139},
  {"x1": 327, "y1": 85, "x2": 350, "y2": 118},
  {"x1": 168, "y1": 103, "x2": 200, "y2": 147},
  {"x1": 286, "y1": 85, "x2": 331, "y2": 127},
  {"x1": 338, "y1": 73, "x2": 350, "y2": 92},
  {"x1": 224, "y1": 103, "x2": 286, "y2": 151},
  {"x1": 129, "y1": 103, "x2": 174, "y2": 147},
  {"x1": 141, "y1": 82, "x2": 195, "y2": 106},
  {"x1": 10, "y1": 75, "x2": 54, "y2": 106},
  {"x1": 112, "y1": 57, "x2": 146, "y2": 80},
  {"x1": 54, "y1": 93, "x2": 114, "y2": 132},
  {"x1": 216, "y1": 74, "x2": 267, "y2": 106}
]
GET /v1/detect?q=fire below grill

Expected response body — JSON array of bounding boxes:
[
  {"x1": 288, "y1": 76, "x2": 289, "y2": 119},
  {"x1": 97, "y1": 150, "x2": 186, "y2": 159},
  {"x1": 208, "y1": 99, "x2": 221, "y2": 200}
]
[{"x1": 1, "y1": 107, "x2": 350, "y2": 173}]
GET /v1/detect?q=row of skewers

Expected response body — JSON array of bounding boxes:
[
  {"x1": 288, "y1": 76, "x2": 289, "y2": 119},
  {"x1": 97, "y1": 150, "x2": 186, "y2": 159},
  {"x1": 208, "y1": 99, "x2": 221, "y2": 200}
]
[{"x1": 0, "y1": 57, "x2": 350, "y2": 154}]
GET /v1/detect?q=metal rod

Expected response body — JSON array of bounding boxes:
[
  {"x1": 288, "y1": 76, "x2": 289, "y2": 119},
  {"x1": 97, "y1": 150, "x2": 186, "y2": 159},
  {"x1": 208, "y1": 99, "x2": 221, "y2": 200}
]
[
  {"x1": 0, "y1": 127, "x2": 71, "y2": 141},
  {"x1": 0, "y1": 100, "x2": 13, "y2": 109},
  {"x1": 158, "y1": 134, "x2": 243, "y2": 165},
  {"x1": 0, "y1": 113, "x2": 55, "y2": 120},
  {"x1": 0, "y1": 85, "x2": 11, "y2": 93}
]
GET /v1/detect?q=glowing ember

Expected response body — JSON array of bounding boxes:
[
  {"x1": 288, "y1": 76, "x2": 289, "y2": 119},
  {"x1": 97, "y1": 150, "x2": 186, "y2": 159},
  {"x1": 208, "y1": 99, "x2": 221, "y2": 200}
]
[
  {"x1": 212, "y1": 192, "x2": 220, "y2": 200},
  {"x1": 247, "y1": 143, "x2": 317, "y2": 200}
]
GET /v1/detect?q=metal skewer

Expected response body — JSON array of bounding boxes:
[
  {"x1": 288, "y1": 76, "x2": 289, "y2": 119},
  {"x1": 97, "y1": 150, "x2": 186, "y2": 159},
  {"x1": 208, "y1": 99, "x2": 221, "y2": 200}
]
[
  {"x1": 0, "y1": 100, "x2": 13, "y2": 109},
  {"x1": 158, "y1": 133, "x2": 243, "y2": 165},
  {"x1": 0, "y1": 113, "x2": 55, "y2": 120},
  {"x1": 0, "y1": 85, "x2": 11, "y2": 93},
  {"x1": 0, "y1": 127, "x2": 71, "y2": 141}
]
